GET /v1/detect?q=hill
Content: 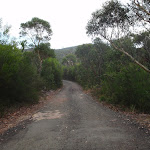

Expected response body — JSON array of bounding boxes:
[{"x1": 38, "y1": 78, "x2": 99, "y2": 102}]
[{"x1": 55, "y1": 46, "x2": 78, "y2": 63}]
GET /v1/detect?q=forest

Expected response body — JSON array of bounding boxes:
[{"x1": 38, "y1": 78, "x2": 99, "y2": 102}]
[
  {"x1": 0, "y1": 17, "x2": 62, "y2": 116},
  {"x1": 0, "y1": 0, "x2": 150, "y2": 116},
  {"x1": 55, "y1": 46, "x2": 77, "y2": 63},
  {"x1": 62, "y1": 0, "x2": 150, "y2": 113}
]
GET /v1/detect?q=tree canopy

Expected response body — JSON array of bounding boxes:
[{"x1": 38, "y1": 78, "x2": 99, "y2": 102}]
[
  {"x1": 20, "y1": 17, "x2": 52, "y2": 47},
  {"x1": 62, "y1": 54, "x2": 76, "y2": 66},
  {"x1": 0, "y1": 19, "x2": 11, "y2": 45},
  {"x1": 86, "y1": 0, "x2": 131, "y2": 40},
  {"x1": 86, "y1": 0, "x2": 150, "y2": 73},
  {"x1": 129, "y1": 0, "x2": 150, "y2": 24}
]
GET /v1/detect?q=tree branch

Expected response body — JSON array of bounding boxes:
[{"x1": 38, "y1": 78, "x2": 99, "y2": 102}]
[{"x1": 134, "y1": 0, "x2": 150, "y2": 16}]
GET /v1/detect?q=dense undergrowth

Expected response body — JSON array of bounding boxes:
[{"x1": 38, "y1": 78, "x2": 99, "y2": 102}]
[
  {"x1": 0, "y1": 44, "x2": 62, "y2": 117},
  {"x1": 0, "y1": 18, "x2": 62, "y2": 117},
  {"x1": 62, "y1": 36, "x2": 150, "y2": 113},
  {"x1": 62, "y1": 0, "x2": 150, "y2": 114}
]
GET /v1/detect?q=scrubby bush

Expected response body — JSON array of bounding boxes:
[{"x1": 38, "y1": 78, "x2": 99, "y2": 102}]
[
  {"x1": 63, "y1": 66, "x2": 76, "y2": 81},
  {"x1": 63, "y1": 38, "x2": 150, "y2": 113},
  {"x1": 41, "y1": 58, "x2": 62, "y2": 90},
  {"x1": 34, "y1": 43, "x2": 56, "y2": 60},
  {"x1": 101, "y1": 63, "x2": 150, "y2": 113},
  {"x1": 0, "y1": 44, "x2": 42, "y2": 116}
]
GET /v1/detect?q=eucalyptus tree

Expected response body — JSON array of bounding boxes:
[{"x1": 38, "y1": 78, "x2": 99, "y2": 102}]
[
  {"x1": 0, "y1": 18, "x2": 11, "y2": 45},
  {"x1": 62, "y1": 54, "x2": 77, "y2": 66},
  {"x1": 20, "y1": 17, "x2": 53, "y2": 72},
  {"x1": 20, "y1": 40, "x2": 27, "y2": 52},
  {"x1": 75, "y1": 42, "x2": 110, "y2": 87},
  {"x1": 41, "y1": 58, "x2": 62, "y2": 90},
  {"x1": 129, "y1": 0, "x2": 150, "y2": 24},
  {"x1": 20, "y1": 17, "x2": 52, "y2": 47},
  {"x1": 34, "y1": 43, "x2": 55, "y2": 60},
  {"x1": 86, "y1": 0, "x2": 150, "y2": 73}
]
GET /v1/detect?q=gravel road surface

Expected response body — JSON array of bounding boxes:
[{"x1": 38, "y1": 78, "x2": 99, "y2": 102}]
[{"x1": 0, "y1": 80, "x2": 150, "y2": 150}]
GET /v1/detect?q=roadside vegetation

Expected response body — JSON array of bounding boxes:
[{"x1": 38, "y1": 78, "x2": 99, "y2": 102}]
[
  {"x1": 0, "y1": 17, "x2": 62, "y2": 117},
  {"x1": 62, "y1": 0, "x2": 150, "y2": 113},
  {"x1": 55, "y1": 46, "x2": 77, "y2": 63},
  {"x1": 0, "y1": 0, "x2": 149, "y2": 117}
]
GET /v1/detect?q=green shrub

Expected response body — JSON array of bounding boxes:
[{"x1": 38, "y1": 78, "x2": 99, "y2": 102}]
[
  {"x1": 99, "y1": 95, "x2": 106, "y2": 102},
  {"x1": 41, "y1": 58, "x2": 62, "y2": 90},
  {"x1": 63, "y1": 66, "x2": 76, "y2": 81},
  {"x1": 0, "y1": 44, "x2": 42, "y2": 116},
  {"x1": 101, "y1": 63, "x2": 150, "y2": 113}
]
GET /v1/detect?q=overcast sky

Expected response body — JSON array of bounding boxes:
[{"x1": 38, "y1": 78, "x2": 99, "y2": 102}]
[{"x1": 0, "y1": 0, "x2": 129, "y2": 49}]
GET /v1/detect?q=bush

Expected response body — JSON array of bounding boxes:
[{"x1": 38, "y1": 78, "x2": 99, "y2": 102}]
[
  {"x1": 0, "y1": 44, "x2": 42, "y2": 116},
  {"x1": 63, "y1": 66, "x2": 76, "y2": 81},
  {"x1": 41, "y1": 58, "x2": 62, "y2": 90},
  {"x1": 101, "y1": 63, "x2": 150, "y2": 113}
]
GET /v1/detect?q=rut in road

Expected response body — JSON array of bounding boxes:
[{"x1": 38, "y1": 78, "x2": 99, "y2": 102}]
[{"x1": 0, "y1": 80, "x2": 150, "y2": 150}]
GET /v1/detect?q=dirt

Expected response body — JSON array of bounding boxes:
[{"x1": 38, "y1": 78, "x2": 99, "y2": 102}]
[
  {"x1": 85, "y1": 89, "x2": 150, "y2": 132},
  {"x1": 0, "y1": 80, "x2": 150, "y2": 150},
  {"x1": 0, "y1": 90, "x2": 60, "y2": 135}
]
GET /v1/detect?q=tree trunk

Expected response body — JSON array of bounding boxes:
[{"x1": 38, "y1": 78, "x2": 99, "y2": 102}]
[
  {"x1": 110, "y1": 41, "x2": 150, "y2": 73},
  {"x1": 37, "y1": 49, "x2": 42, "y2": 74}
]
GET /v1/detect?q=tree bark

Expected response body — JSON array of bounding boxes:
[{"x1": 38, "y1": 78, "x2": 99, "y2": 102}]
[
  {"x1": 110, "y1": 41, "x2": 150, "y2": 73},
  {"x1": 37, "y1": 49, "x2": 42, "y2": 74}
]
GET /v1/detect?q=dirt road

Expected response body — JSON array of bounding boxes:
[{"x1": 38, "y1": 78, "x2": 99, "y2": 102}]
[{"x1": 0, "y1": 80, "x2": 150, "y2": 150}]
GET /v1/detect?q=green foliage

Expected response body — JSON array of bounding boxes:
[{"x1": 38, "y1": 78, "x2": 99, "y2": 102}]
[
  {"x1": 0, "y1": 19, "x2": 11, "y2": 45},
  {"x1": 20, "y1": 40, "x2": 27, "y2": 51},
  {"x1": 41, "y1": 58, "x2": 62, "y2": 90},
  {"x1": 129, "y1": 0, "x2": 150, "y2": 24},
  {"x1": 86, "y1": 0, "x2": 130, "y2": 38},
  {"x1": 62, "y1": 54, "x2": 76, "y2": 66},
  {"x1": 63, "y1": 66, "x2": 76, "y2": 81},
  {"x1": 85, "y1": 0, "x2": 150, "y2": 107},
  {"x1": 0, "y1": 44, "x2": 42, "y2": 116},
  {"x1": 101, "y1": 63, "x2": 150, "y2": 113},
  {"x1": 132, "y1": 31, "x2": 150, "y2": 69},
  {"x1": 62, "y1": 54, "x2": 77, "y2": 81},
  {"x1": 74, "y1": 64, "x2": 90, "y2": 88},
  {"x1": 34, "y1": 43, "x2": 55, "y2": 60},
  {"x1": 23, "y1": 50, "x2": 41, "y2": 70},
  {"x1": 62, "y1": 34, "x2": 150, "y2": 113},
  {"x1": 86, "y1": 0, "x2": 150, "y2": 74},
  {"x1": 0, "y1": 18, "x2": 62, "y2": 117},
  {"x1": 75, "y1": 42, "x2": 110, "y2": 88},
  {"x1": 100, "y1": 38, "x2": 150, "y2": 113},
  {"x1": 55, "y1": 46, "x2": 77, "y2": 62},
  {"x1": 20, "y1": 17, "x2": 52, "y2": 47},
  {"x1": 0, "y1": 43, "x2": 62, "y2": 116}
]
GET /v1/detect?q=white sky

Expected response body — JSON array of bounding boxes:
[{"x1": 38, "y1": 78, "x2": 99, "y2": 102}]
[{"x1": 0, "y1": 0, "x2": 129, "y2": 49}]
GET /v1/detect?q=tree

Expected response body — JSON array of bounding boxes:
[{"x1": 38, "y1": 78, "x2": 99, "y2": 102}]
[
  {"x1": 41, "y1": 58, "x2": 62, "y2": 89},
  {"x1": 132, "y1": 31, "x2": 150, "y2": 69},
  {"x1": 20, "y1": 17, "x2": 52, "y2": 47},
  {"x1": 62, "y1": 54, "x2": 76, "y2": 66},
  {"x1": 20, "y1": 40, "x2": 27, "y2": 52},
  {"x1": 35, "y1": 43, "x2": 55, "y2": 59},
  {"x1": 86, "y1": 0, "x2": 150, "y2": 73},
  {"x1": 0, "y1": 18, "x2": 11, "y2": 45},
  {"x1": 129, "y1": 0, "x2": 150, "y2": 24},
  {"x1": 74, "y1": 43, "x2": 110, "y2": 87},
  {"x1": 20, "y1": 17, "x2": 53, "y2": 73},
  {"x1": 62, "y1": 54, "x2": 77, "y2": 81},
  {"x1": 0, "y1": 44, "x2": 42, "y2": 116}
]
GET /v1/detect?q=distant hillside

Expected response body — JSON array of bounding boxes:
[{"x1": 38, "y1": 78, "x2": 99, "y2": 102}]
[
  {"x1": 55, "y1": 46, "x2": 78, "y2": 63},
  {"x1": 24, "y1": 48, "x2": 34, "y2": 52}
]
